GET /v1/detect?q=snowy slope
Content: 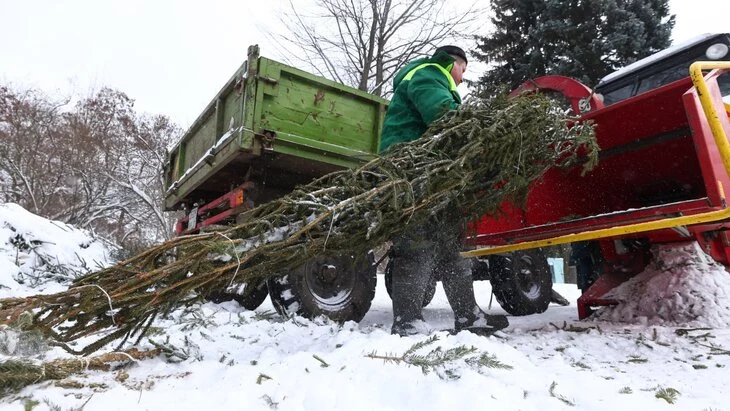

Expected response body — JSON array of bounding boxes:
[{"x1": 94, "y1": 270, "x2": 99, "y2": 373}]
[
  {"x1": 0, "y1": 203, "x2": 116, "y2": 296},
  {"x1": 1, "y1": 204, "x2": 730, "y2": 410}
]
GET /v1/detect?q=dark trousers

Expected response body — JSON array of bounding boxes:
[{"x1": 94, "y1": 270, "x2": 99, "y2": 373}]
[{"x1": 390, "y1": 219, "x2": 481, "y2": 328}]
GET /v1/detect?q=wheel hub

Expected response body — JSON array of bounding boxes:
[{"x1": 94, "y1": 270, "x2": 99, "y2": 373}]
[
  {"x1": 317, "y1": 264, "x2": 338, "y2": 283},
  {"x1": 517, "y1": 258, "x2": 541, "y2": 299},
  {"x1": 303, "y1": 256, "x2": 355, "y2": 304}
]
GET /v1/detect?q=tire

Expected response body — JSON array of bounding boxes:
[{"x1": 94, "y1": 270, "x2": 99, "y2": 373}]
[
  {"x1": 200, "y1": 257, "x2": 268, "y2": 310},
  {"x1": 489, "y1": 248, "x2": 552, "y2": 316},
  {"x1": 205, "y1": 282, "x2": 269, "y2": 311},
  {"x1": 471, "y1": 258, "x2": 490, "y2": 281},
  {"x1": 383, "y1": 259, "x2": 437, "y2": 308},
  {"x1": 572, "y1": 241, "x2": 603, "y2": 294},
  {"x1": 267, "y1": 251, "x2": 377, "y2": 322}
]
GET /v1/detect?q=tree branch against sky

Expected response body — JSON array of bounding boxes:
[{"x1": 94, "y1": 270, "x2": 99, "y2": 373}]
[
  {"x1": 273, "y1": 0, "x2": 483, "y2": 97},
  {"x1": 0, "y1": 85, "x2": 180, "y2": 253}
]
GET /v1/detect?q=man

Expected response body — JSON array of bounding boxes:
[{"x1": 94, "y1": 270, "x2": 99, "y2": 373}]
[{"x1": 380, "y1": 45, "x2": 509, "y2": 336}]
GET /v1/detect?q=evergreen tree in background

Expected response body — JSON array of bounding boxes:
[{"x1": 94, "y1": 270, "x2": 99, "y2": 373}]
[{"x1": 473, "y1": 0, "x2": 675, "y2": 91}]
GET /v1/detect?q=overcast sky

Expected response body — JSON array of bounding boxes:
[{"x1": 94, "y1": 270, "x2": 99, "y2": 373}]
[{"x1": 0, "y1": 0, "x2": 726, "y2": 128}]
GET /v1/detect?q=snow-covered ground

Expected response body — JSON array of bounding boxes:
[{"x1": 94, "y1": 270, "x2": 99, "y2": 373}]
[
  {"x1": 2, "y1": 203, "x2": 730, "y2": 410},
  {"x1": 0, "y1": 203, "x2": 116, "y2": 297}
]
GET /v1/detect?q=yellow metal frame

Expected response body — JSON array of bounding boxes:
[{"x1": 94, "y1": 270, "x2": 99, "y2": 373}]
[{"x1": 462, "y1": 62, "x2": 730, "y2": 258}]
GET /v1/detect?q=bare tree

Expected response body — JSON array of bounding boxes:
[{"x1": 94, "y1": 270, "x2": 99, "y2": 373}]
[
  {"x1": 276, "y1": 0, "x2": 481, "y2": 97},
  {"x1": 106, "y1": 114, "x2": 180, "y2": 249},
  {"x1": 0, "y1": 86, "x2": 70, "y2": 216},
  {"x1": 0, "y1": 85, "x2": 181, "y2": 253}
]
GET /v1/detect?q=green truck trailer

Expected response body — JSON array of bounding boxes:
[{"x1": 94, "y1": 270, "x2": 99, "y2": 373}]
[
  {"x1": 164, "y1": 45, "x2": 556, "y2": 322},
  {"x1": 165, "y1": 45, "x2": 388, "y2": 214},
  {"x1": 164, "y1": 45, "x2": 391, "y2": 321}
]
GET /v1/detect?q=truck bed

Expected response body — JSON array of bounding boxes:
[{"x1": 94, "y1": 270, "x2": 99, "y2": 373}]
[{"x1": 164, "y1": 45, "x2": 388, "y2": 210}]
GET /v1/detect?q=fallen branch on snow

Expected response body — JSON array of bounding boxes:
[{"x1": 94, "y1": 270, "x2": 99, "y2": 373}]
[{"x1": 0, "y1": 347, "x2": 160, "y2": 395}]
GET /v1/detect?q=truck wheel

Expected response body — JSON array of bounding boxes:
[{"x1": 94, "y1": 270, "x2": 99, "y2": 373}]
[
  {"x1": 383, "y1": 259, "x2": 437, "y2": 308},
  {"x1": 471, "y1": 258, "x2": 491, "y2": 281},
  {"x1": 205, "y1": 282, "x2": 269, "y2": 311},
  {"x1": 489, "y1": 249, "x2": 552, "y2": 316},
  {"x1": 267, "y1": 251, "x2": 376, "y2": 322}
]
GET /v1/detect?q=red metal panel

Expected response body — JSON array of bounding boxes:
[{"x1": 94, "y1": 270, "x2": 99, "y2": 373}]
[
  {"x1": 468, "y1": 76, "x2": 727, "y2": 247},
  {"x1": 468, "y1": 198, "x2": 715, "y2": 246},
  {"x1": 683, "y1": 72, "x2": 730, "y2": 209},
  {"x1": 510, "y1": 75, "x2": 604, "y2": 114},
  {"x1": 175, "y1": 182, "x2": 254, "y2": 235}
]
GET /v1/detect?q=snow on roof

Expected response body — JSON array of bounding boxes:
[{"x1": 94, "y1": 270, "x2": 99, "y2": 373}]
[{"x1": 599, "y1": 33, "x2": 724, "y2": 85}]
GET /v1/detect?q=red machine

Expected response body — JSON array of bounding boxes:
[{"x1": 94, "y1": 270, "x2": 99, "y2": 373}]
[{"x1": 464, "y1": 47, "x2": 730, "y2": 319}]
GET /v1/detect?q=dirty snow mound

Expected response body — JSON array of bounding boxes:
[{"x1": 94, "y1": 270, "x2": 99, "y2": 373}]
[
  {"x1": 593, "y1": 242, "x2": 730, "y2": 327},
  {"x1": 0, "y1": 203, "x2": 117, "y2": 297}
]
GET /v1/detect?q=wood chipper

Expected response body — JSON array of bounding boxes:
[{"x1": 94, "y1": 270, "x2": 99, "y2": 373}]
[{"x1": 464, "y1": 33, "x2": 730, "y2": 319}]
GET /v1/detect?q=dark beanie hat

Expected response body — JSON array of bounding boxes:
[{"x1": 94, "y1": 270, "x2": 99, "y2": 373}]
[{"x1": 434, "y1": 45, "x2": 467, "y2": 63}]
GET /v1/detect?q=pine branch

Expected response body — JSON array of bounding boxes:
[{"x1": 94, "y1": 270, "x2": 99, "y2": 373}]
[
  {"x1": 313, "y1": 354, "x2": 330, "y2": 368},
  {"x1": 549, "y1": 321, "x2": 601, "y2": 334},
  {"x1": 366, "y1": 335, "x2": 514, "y2": 378},
  {"x1": 403, "y1": 334, "x2": 439, "y2": 356},
  {"x1": 0, "y1": 93, "x2": 598, "y2": 355},
  {"x1": 0, "y1": 348, "x2": 159, "y2": 395},
  {"x1": 465, "y1": 352, "x2": 513, "y2": 370},
  {"x1": 148, "y1": 335, "x2": 201, "y2": 363},
  {"x1": 261, "y1": 394, "x2": 278, "y2": 409},
  {"x1": 676, "y1": 327, "x2": 730, "y2": 355},
  {"x1": 407, "y1": 345, "x2": 479, "y2": 374},
  {"x1": 366, "y1": 343, "x2": 477, "y2": 375},
  {"x1": 675, "y1": 327, "x2": 714, "y2": 336},
  {"x1": 655, "y1": 387, "x2": 680, "y2": 404},
  {"x1": 695, "y1": 342, "x2": 730, "y2": 355},
  {"x1": 549, "y1": 381, "x2": 575, "y2": 406},
  {"x1": 257, "y1": 373, "x2": 273, "y2": 384}
]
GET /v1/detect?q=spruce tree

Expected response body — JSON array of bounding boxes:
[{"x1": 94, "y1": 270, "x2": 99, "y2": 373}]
[{"x1": 474, "y1": 0, "x2": 675, "y2": 91}]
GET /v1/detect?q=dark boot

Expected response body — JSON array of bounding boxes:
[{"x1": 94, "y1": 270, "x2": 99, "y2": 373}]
[
  {"x1": 390, "y1": 249, "x2": 433, "y2": 336},
  {"x1": 441, "y1": 257, "x2": 509, "y2": 336}
]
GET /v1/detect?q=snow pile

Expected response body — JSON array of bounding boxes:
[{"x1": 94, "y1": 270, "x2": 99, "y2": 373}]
[
  {"x1": 0, "y1": 203, "x2": 117, "y2": 297},
  {"x1": 594, "y1": 242, "x2": 730, "y2": 327}
]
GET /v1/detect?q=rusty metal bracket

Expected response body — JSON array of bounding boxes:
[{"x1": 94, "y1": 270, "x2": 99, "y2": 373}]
[
  {"x1": 256, "y1": 75, "x2": 278, "y2": 85},
  {"x1": 234, "y1": 75, "x2": 247, "y2": 95},
  {"x1": 256, "y1": 130, "x2": 276, "y2": 151}
]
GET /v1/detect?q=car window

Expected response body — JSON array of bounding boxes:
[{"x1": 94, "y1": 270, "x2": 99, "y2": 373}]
[
  {"x1": 636, "y1": 62, "x2": 694, "y2": 95},
  {"x1": 601, "y1": 83, "x2": 635, "y2": 105},
  {"x1": 719, "y1": 72, "x2": 730, "y2": 98}
]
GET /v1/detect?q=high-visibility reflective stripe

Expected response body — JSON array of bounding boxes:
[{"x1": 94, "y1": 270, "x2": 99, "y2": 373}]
[{"x1": 402, "y1": 63, "x2": 457, "y2": 91}]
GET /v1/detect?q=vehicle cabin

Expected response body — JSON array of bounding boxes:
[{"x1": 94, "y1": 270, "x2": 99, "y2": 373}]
[{"x1": 596, "y1": 32, "x2": 730, "y2": 106}]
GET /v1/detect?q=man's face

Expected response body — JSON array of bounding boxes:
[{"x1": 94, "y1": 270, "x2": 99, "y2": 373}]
[{"x1": 450, "y1": 59, "x2": 467, "y2": 86}]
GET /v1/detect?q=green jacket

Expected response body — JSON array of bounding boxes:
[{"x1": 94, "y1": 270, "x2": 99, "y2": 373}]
[{"x1": 379, "y1": 51, "x2": 462, "y2": 152}]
